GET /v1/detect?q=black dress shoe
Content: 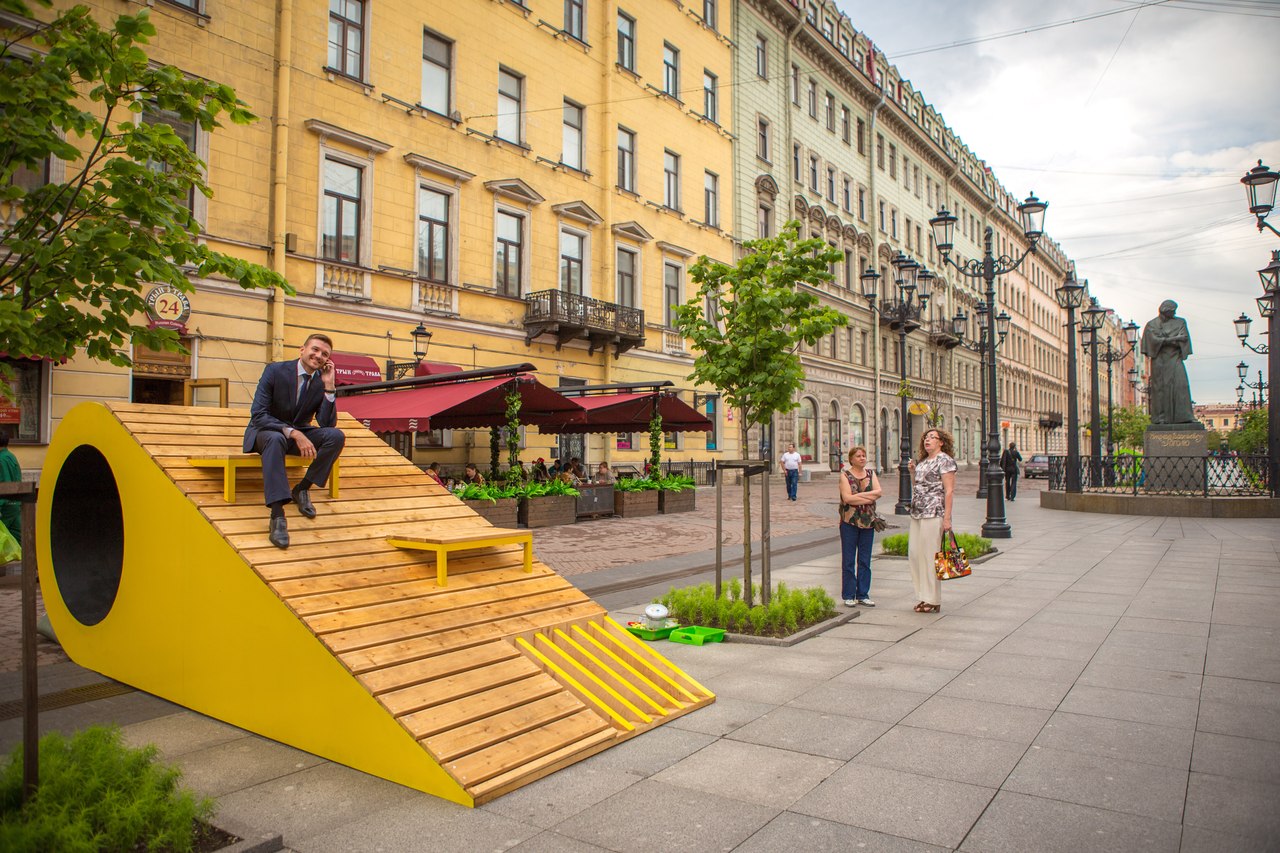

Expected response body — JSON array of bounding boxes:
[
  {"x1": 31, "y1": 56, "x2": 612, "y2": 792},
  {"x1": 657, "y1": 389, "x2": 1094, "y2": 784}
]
[
  {"x1": 269, "y1": 516, "x2": 289, "y2": 549},
  {"x1": 292, "y1": 487, "x2": 316, "y2": 519}
]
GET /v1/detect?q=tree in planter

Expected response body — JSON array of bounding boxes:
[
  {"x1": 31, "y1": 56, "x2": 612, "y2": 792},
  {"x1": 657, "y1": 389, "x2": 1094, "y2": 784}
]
[
  {"x1": 647, "y1": 407, "x2": 663, "y2": 478},
  {"x1": 0, "y1": 1, "x2": 289, "y2": 396},
  {"x1": 674, "y1": 221, "x2": 845, "y2": 606},
  {"x1": 488, "y1": 428, "x2": 501, "y2": 482},
  {"x1": 504, "y1": 386, "x2": 523, "y2": 487}
]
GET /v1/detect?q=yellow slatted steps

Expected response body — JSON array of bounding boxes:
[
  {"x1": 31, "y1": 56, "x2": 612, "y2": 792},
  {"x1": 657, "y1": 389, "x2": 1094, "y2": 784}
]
[{"x1": 36, "y1": 402, "x2": 714, "y2": 807}]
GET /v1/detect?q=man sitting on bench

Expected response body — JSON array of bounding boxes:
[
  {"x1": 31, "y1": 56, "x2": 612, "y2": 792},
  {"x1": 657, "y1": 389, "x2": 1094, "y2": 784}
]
[{"x1": 243, "y1": 333, "x2": 346, "y2": 549}]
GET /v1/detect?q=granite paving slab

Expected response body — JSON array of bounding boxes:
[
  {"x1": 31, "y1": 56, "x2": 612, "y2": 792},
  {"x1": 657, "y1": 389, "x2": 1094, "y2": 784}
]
[
  {"x1": 1004, "y1": 746, "x2": 1188, "y2": 823},
  {"x1": 1032, "y1": 711, "x2": 1194, "y2": 769},
  {"x1": 653, "y1": 738, "x2": 841, "y2": 808},
  {"x1": 959, "y1": 790, "x2": 1181, "y2": 853}
]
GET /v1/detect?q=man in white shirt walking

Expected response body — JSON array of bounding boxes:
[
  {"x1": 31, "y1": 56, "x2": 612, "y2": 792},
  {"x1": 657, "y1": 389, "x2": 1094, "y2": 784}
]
[{"x1": 780, "y1": 443, "x2": 803, "y2": 501}]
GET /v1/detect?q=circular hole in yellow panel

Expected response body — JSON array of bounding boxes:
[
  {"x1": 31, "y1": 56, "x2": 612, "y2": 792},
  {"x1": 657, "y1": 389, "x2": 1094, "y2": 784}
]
[{"x1": 50, "y1": 445, "x2": 124, "y2": 626}]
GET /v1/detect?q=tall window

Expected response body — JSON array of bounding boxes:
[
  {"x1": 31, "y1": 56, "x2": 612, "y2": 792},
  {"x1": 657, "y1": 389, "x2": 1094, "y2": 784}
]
[
  {"x1": 617, "y1": 12, "x2": 635, "y2": 70},
  {"x1": 889, "y1": 144, "x2": 897, "y2": 179},
  {"x1": 755, "y1": 34, "x2": 768, "y2": 78},
  {"x1": 702, "y1": 0, "x2": 716, "y2": 29},
  {"x1": 758, "y1": 204, "x2": 772, "y2": 238},
  {"x1": 497, "y1": 68, "x2": 523, "y2": 144},
  {"x1": 559, "y1": 230, "x2": 584, "y2": 295},
  {"x1": 663, "y1": 43, "x2": 680, "y2": 97},
  {"x1": 142, "y1": 106, "x2": 197, "y2": 213},
  {"x1": 792, "y1": 143, "x2": 801, "y2": 183},
  {"x1": 824, "y1": 92, "x2": 835, "y2": 130},
  {"x1": 857, "y1": 117, "x2": 866, "y2": 154},
  {"x1": 617, "y1": 246, "x2": 637, "y2": 307},
  {"x1": 842, "y1": 177, "x2": 851, "y2": 212},
  {"x1": 841, "y1": 106, "x2": 850, "y2": 143},
  {"x1": 421, "y1": 30, "x2": 452, "y2": 116},
  {"x1": 826, "y1": 167, "x2": 835, "y2": 202},
  {"x1": 790, "y1": 63, "x2": 799, "y2": 104},
  {"x1": 564, "y1": 0, "x2": 584, "y2": 40},
  {"x1": 663, "y1": 150, "x2": 680, "y2": 209},
  {"x1": 858, "y1": 188, "x2": 866, "y2": 221},
  {"x1": 664, "y1": 262, "x2": 682, "y2": 326},
  {"x1": 807, "y1": 79, "x2": 817, "y2": 118},
  {"x1": 878, "y1": 200, "x2": 886, "y2": 232},
  {"x1": 808, "y1": 154, "x2": 818, "y2": 191},
  {"x1": 702, "y1": 71, "x2": 718, "y2": 123},
  {"x1": 757, "y1": 118, "x2": 770, "y2": 161},
  {"x1": 876, "y1": 133, "x2": 885, "y2": 169},
  {"x1": 327, "y1": 0, "x2": 365, "y2": 79},
  {"x1": 321, "y1": 157, "x2": 361, "y2": 264},
  {"x1": 562, "y1": 100, "x2": 584, "y2": 170},
  {"x1": 704, "y1": 171, "x2": 719, "y2": 227},
  {"x1": 703, "y1": 394, "x2": 718, "y2": 451},
  {"x1": 617, "y1": 126, "x2": 636, "y2": 191},
  {"x1": 417, "y1": 186, "x2": 449, "y2": 282},
  {"x1": 495, "y1": 210, "x2": 524, "y2": 295}
]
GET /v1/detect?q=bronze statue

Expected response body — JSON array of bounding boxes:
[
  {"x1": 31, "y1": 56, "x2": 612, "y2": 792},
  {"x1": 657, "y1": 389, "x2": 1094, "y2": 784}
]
[{"x1": 1140, "y1": 300, "x2": 1195, "y2": 425}]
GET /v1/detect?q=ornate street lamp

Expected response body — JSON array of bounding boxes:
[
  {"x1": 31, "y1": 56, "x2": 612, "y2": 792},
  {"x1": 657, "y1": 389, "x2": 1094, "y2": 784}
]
[
  {"x1": 864, "y1": 255, "x2": 929, "y2": 515},
  {"x1": 1238, "y1": 160, "x2": 1279, "y2": 497},
  {"x1": 1098, "y1": 321, "x2": 1140, "y2": 456},
  {"x1": 952, "y1": 301, "x2": 1007, "y2": 499},
  {"x1": 1080, "y1": 297, "x2": 1107, "y2": 487},
  {"x1": 930, "y1": 192, "x2": 1048, "y2": 538},
  {"x1": 386, "y1": 320, "x2": 433, "y2": 380},
  {"x1": 1055, "y1": 269, "x2": 1087, "y2": 492},
  {"x1": 1242, "y1": 160, "x2": 1280, "y2": 236}
]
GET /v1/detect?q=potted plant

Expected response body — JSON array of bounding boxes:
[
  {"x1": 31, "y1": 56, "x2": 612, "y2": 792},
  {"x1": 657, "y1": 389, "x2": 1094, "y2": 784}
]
[
  {"x1": 452, "y1": 482, "x2": 520, "y2": 527},
  {"x1": 614, "y1": 475, "x2": 660, "y2": 517},
  {"x1": 517, "y1": 477, "x2": 580, "y2": 528},
  {"x1": 657, "y1": 473, "x2": 696, "y2": 514}
]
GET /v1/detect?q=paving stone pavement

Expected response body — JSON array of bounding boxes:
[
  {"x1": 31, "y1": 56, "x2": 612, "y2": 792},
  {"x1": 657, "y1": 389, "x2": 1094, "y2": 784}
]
[{"x1": 2, "y1": 471, "x2": 1278, "y2": 851}]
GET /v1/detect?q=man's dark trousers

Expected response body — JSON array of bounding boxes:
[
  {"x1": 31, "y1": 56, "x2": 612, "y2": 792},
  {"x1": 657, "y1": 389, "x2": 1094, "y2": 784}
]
[
  {"x1": 1004, "y1": 470, "x2": 1018, "y2": 500},
  {"x1": 243, "y1": 359, "x2": 345, "y2": 507}
]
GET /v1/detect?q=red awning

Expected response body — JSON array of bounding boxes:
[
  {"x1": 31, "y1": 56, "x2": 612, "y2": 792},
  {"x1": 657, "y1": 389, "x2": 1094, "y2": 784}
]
[
  {"x1": 538, "y1": 392, "x2": 712, "y2": 434},
  {"x1": 329, "y1": 353, "x2": 383, "y2": 387},
  {"x1": 337, "y1": 375, "x2": 584, "y2": 434},
  {"x1": 415, "y1": 361, "x2": 462, "y2": 376}
]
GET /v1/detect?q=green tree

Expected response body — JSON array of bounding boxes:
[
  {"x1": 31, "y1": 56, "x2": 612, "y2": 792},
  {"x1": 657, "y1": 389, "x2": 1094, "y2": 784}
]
[
  {"x1": 1101, "y1": 405, "x2": 1150, "y2": 450},
  {"x1": 1229, "y1": 408, "x2": 1268, "y2": 454},
  {"x1": 0, "y1": 0, "x2": 288, "y2": 392},
  {"x1": 674, "y1": 221, "x2": 845, "y2": 605}
]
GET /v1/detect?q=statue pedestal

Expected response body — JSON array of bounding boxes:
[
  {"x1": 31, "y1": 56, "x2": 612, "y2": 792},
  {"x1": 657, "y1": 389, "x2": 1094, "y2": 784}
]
[{"x1": 1144, "y1": 425, "x2": 1206, "y2": 492}]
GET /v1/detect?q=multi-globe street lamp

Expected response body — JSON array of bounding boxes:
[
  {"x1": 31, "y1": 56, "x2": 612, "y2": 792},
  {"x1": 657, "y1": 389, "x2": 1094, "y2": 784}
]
[
  {"x1": 930, "y1": 193, "x2": 1048, "y2": 538},
  {"x1": 1238, "y1": 161, "x2": 1279, "y2": 497},
  {"x1": 1237, "y1": 361, "x2": 1269, "y2": 407},
  {"x1": 1097, "y1": 323, "x2": 1141, "y2": 456},
  {"x1": 1055, "y1": 269, "x2": 1087, "y2": 493},
  {"x1": 861, "y1": 253, "x2": 932, "y2": 515},
  {"x1": 1080, "y1": 298, "x2": 1108, "y2": 486},
  {"x1": 951, "y1": 302, "x2": 1009, "y2": 498}
]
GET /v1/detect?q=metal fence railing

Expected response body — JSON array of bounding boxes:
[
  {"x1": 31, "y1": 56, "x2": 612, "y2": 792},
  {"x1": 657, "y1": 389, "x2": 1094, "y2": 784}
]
[{"x1": 1047, "y1": 454, "x2": 1270, "y2": 497}]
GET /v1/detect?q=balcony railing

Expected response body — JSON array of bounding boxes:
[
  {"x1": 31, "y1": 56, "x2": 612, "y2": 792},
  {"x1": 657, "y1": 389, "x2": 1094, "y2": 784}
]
[
  {"x1": 877, "y1": 299, "x2": 922, "y2": 330},
  {"x1": 524, "y1": 289, "x2": 645, "y2": 358},
  {"x1": 416, "y1": 279, "x2": 457, "y2": 315},
  {"x1": 1048, "y1": 453, "x2": 1270, "y2": 496},
  {"x1": 1038, "y1": 412, "x2": 1064, "y2": 429},
  {"x1": 662, "y1": 328, "x2": 686, "y2": 355}
]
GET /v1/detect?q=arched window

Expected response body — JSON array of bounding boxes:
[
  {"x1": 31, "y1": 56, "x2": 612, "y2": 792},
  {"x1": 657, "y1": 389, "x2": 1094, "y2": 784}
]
[
  {"x1": 892, "y1": 408, "x2": 901, "y2": 464},
  {"x1": 797, "y1": 397, "x2": 818, "y2": 462},
  {"x1": 827, "y1": 401, "x2": 842, "y2": 470},
  {"x1": 954, "y1": 416, "x2": 962, "y2": 461},
  {"x1": 879, "y1": 406, "x2": 891, "y2": 469},
  {"x1": 849, "y1": 404, "x2": 865, "y2": 450}
]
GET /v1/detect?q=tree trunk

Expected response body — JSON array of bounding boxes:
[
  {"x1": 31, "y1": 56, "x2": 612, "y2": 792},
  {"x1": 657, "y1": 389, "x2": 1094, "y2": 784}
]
[{"x1": 740, "y1": 417, "x2": 753, "y2": 608}]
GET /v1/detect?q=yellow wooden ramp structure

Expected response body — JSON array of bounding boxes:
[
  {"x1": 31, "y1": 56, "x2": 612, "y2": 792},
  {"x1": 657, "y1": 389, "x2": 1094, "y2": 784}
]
[{"x1": 36, "y1": 402, "x2": 713, "y2": 806}]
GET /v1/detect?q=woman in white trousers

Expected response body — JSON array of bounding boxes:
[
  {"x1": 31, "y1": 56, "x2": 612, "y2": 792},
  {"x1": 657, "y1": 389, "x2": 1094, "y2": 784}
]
[{"x1": 907, "y1": 428, "x2": 956, "y2": 613}]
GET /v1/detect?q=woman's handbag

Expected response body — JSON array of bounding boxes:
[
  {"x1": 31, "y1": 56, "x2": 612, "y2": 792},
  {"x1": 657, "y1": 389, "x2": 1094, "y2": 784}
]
[{"x1": 934, "y1": 531, "x2": 971, "y2": 580}]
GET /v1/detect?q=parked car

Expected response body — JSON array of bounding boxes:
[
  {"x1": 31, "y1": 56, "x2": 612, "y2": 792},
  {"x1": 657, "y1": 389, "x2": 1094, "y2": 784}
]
[{"x1": 1023, "y1": 454, "x2": 1050, "y2": 479}]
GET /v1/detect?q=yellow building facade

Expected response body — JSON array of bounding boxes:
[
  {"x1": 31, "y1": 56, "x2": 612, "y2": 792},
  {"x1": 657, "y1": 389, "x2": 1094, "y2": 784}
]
[{"x1": 11, "y1": 0, "x2": 737, "y2": 473}]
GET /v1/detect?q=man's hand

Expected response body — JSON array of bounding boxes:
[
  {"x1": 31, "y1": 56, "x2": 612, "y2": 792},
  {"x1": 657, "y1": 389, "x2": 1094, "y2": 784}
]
[
  {"x1": 293, "y1": 430, "x2": 317, "y2": 458},
  {"x1": 320, "y1": 358, "x2": 336, "y2": 392}
]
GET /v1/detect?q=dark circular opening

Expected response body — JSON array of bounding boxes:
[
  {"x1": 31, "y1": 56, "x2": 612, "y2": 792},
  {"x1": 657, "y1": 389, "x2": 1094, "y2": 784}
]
[{"x1": 50, "y1": 445, "x2": 124, "y2": 626}]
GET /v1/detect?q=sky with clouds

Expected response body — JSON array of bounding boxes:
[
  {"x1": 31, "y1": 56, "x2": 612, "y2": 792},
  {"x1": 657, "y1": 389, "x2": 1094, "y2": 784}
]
[{"x1": 835, "y1": 0, "x2": 1280, "y2": 407}]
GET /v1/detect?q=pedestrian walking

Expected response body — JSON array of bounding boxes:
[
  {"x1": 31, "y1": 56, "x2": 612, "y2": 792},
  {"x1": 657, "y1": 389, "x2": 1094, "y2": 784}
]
[
  {"x1": 838, "y1": 446, "x2": 881, "y2": 607},
  {"x1": 780, "y1": 443, "x2": 802, "y2": 501},
  {"x1": 907, "y1": 428, "x2": 956, "y2": 614},
  {"x1": 1000, "y1": 441, "x2": 1022, "y2": 501},
  {"x1": 0, "y1": 434, "x2": 21, "y2": 548}
]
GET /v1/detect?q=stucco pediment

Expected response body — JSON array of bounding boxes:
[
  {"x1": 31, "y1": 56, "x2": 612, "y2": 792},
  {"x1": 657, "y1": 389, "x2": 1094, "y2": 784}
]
[
  {"x1": 305, "y1": 119, "x2": 391, "y2": 154},
  {"x1": 826, "y1": 216, "x2": 842, "y2": 233},
  {"x1": 808, "y1": 206, "x2": 827, "y2": 226},
  {"x1": 656, "y1": 240, "x2": 695, "y2": 259},
  {"x1": 484, "y1": 178, "x2": 545, "y2": 205},
  {"x1": 404, "y1": 153, "x2": 474, "y2": 183},
  {"x1": 611, "y1": 221, "x2": 653, "y2": 242},
  {"x1": 754, "y1": 174, "x2": 779, "y2": 200},
  {"x1": 552, "y1": 200, "x2": 602, "y2": 226},
  {"x1": 843, "y1": 225, "x2": 860, "y2": 243},
  {"x1": 793, "y1": 196, "x2": 809, "y2": 217}
]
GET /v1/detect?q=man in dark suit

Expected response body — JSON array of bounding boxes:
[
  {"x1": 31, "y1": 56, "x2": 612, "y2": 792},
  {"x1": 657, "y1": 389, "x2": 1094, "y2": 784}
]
[
  {"x1": 999, "y1": 441, "x2": 1022, "y2": 502},
  {"x1": 243, "y1": 333, "x2": 346, "y2": 548}
]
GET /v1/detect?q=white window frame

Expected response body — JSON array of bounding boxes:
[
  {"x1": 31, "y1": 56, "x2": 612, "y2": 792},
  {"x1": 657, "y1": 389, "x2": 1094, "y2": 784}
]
[
  {"x1": 755, "y1": 34, "x2": 768, "y2": 78},
  {"x1": 315, "y1": 146, "x2": 374, "y2": 299},
  {"x1": 702, "y1": 70, "x2": 718, "y2": 123},
  {"x1": 617, "y1": 11, "x2": 636, "y2": 70},
  {"x1": 704, "y1": 170, "x2": 719, "y2": 228},
  {"x1": 663, "y1": 149, "x2": 681, "y2": 211},
  {"x1": 415, "y1": 180, "x2": 454, "y2": 285},
  {"x1": 662, "y1": 259, "x2": 684, "y2": 328},
  {"x1": 493, "y1": 204, "x2": 529, "y2": 296},
  {"x1": 663, "y1": 42, "x2": 680, "y2": 98},
  {"x1": 616, "y1": 243, "x2": 641, "y2": 308},
  {"x1": 327, "y1": 0, "x2": 367, "y2": 81},
  {"x1": 558, "y1": 224, "x2": 590, "y2": 296},
  {"x1": 562, "y1": 99, "x2": 584, "y2": 171},
  {"x1": 617, "y1": 125, "x2": 636, "y2": 192},
  {"x1": 497, "y1": 67, "x2": 524, "y2": 145},
  {"x1": 757, "y1": 117, "x2": 770, "y2": 162},
  {"x1": 421, "y1": 29, "x2": 453, "y2": 117}
]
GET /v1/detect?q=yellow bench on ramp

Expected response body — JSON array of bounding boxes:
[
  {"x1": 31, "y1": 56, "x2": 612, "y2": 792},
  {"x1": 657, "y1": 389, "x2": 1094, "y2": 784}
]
[
  {"x1": 387, "y1": 527, "x2": 533, "y2": 586},
  {"x1": 187, "y1": 453, "x2": 340, "y2": 503}
]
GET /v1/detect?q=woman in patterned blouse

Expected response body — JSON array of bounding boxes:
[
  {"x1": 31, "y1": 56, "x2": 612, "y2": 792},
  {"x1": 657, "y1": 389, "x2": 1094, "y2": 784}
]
[{"x1": 906, "y1": 428, "x2": 956, "y2": 613}]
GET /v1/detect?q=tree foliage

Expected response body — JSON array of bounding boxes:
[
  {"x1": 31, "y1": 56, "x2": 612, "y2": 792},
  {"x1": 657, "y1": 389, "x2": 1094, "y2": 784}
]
[
  {"x1": 674, "y1": 221, "x2": 847, "y2": 455},
  {"x1": 1229, "y1": 408, "x2": 1268, "y2": 454},
  {"x1": 1101, "y1": 405, "x2": 1150, "y2": 450},
  {"x1": 0, "y1": 0, "x2": 288, "y2": 387}
]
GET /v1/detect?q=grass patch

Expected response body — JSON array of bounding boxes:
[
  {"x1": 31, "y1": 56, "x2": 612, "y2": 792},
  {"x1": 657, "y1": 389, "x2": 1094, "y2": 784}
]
[
  {"x1": 880, "y1": 531, "x2": 992, "y2": 558},
  {"x1": 656, "y1": 579, "x2": 837, "y2": 638},
  {"x1": 0, "y1": 725, "x2": 214, "y2": 852}
]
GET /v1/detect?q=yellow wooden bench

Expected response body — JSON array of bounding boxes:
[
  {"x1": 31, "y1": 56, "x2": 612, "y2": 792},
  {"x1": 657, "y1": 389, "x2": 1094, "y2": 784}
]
[
  {"x1": 187, "y1": 454, "x2": 340, "y2": 503},
  {"x1": 387, "y1": 528, "x2": 533, "y2": 587}
]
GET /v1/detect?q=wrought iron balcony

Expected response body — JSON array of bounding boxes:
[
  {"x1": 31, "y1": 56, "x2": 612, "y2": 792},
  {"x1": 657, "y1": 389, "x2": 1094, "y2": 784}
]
[
  {"x1": 927, "y1": 320, "x2": 961, "y2": 349},
  {"x1": 877, "y1": 299, "x2": 922, "y2": 331},
  {"x1": 1038, "y1": 412, "x2": 1064, "y2": 429},
  {"x1": 524, "y1": 289, "x2": 645, "y2": 358}
]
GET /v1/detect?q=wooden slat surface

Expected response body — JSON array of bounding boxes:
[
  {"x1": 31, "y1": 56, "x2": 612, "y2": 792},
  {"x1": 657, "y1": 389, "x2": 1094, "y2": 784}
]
[{"x1": 101, "y1": 402, "x2": 710, "y2": 802}]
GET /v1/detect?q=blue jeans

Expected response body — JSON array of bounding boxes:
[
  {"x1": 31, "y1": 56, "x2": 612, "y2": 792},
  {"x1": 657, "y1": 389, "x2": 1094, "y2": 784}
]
[
  {"x1": 840, "y1": 522, "x2": 874, "y2": 600},
  {"x1": 785, "y1": 468, "x2": 799, "y2": 500}
]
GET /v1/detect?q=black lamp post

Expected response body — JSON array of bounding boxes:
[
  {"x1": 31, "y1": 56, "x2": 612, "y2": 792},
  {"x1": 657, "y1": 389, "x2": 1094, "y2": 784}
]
[
  {"x1": 930, "y1": 192, "x2": 1047, "y2": 538},
  {"x1": 1239, "y1": 361, "x2": 1269, "y2": 407},
  {"x1": 386, "y1": 321, "x2": 433, "y2": 380},
  {"x1": 862, "y1": 254, "x2": 930, "y2": 515},
  {"x1": 1055, "y1": 269, "x2": 1087, "y2": 492},
  {"x1": 952, "y1": 301, "x2": 1008, "y2": 498},
  {"x1": 1098, "y1": 322, "x2": 1140, "y2": 456},
  {"x1": 1238, "y1": 161, "x2": 1280, "y2": 498},
  {"x1": 1080, "y1": 297, "x2": 1107, "y2": 487}
]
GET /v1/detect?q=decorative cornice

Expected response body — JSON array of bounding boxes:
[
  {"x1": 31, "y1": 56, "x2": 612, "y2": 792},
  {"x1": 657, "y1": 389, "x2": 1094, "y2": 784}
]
[
  {"x1": 611, "y1": 221, "x2": 654, "y2": 242},
  {"x1": 403, "y1": 153, "x2": 474, "y2": 183},
  {"x1": 484, "y1": 178, "x2": 545, "y2": 205},
  {"x1": 551, "y1": 200, "x2": 603, "y2": 226},
  {"x1": 656, "y1": 240, "x2": 695, "y2": 259},
  {"x1": 304, "y1": 119, "x2": 391, "y2": 154}
]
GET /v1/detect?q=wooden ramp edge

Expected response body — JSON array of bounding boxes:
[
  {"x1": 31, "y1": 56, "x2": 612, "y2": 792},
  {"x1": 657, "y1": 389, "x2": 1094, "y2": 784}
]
[{"x1": 35, "y1": 402, "x2": 714, "y2": 805}]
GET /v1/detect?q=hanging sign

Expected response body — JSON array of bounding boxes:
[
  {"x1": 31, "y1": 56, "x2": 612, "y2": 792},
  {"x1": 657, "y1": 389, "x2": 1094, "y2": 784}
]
[{"x1": 145, "y1": 285, "x2": 192, "y2": 333}]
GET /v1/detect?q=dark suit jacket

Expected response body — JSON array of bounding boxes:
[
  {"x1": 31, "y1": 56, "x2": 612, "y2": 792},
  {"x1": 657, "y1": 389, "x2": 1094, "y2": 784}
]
[{"x1": 242, "y1": 359, "x2": 338, "y2": 452}]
